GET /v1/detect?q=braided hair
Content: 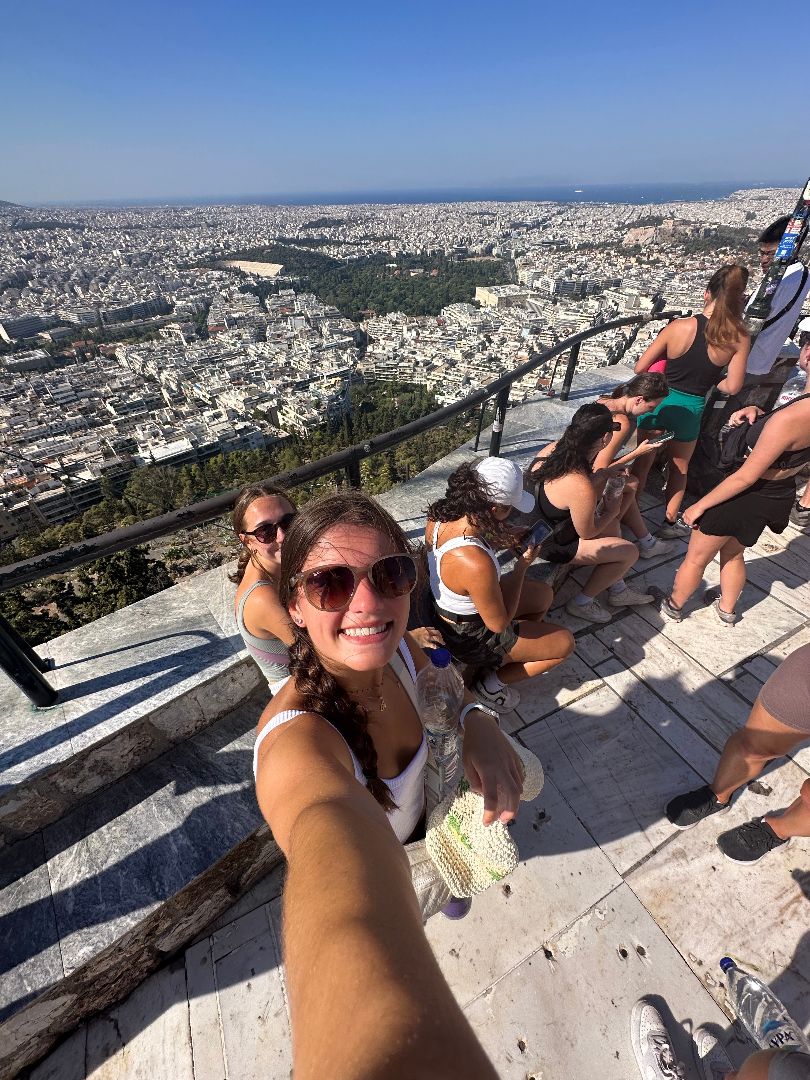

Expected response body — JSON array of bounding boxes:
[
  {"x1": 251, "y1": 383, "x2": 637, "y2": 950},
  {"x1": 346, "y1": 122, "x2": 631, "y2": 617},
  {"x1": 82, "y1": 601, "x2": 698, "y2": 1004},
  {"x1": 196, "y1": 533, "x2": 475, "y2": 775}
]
[{"x1": 278, "y1": 492, "x2": 414, "y2": 812}]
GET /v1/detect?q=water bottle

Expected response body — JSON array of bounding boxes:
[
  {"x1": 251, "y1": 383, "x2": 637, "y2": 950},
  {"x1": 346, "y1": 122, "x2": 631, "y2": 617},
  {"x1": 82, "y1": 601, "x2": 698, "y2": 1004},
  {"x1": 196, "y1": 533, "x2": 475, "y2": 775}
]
[
  {"x1": 415, "y1": 648, "x2": 464, "y2": 806},
  {"x1": 597, "y1": 475, "x2": 626, "y2": 516},
  {"x1": 720, "y1": 957, "x2": 810, "y2": 1052}
]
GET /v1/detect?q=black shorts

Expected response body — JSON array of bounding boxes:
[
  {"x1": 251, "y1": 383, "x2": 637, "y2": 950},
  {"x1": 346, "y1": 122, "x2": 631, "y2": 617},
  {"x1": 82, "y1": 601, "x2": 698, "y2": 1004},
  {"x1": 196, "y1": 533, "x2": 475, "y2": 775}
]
[
  {"x1": 698, "y1": 477, "x2": 796, "y2": 548},
  {"x1": 431, "y1": 607, "x2": 519, "y2": 668}
]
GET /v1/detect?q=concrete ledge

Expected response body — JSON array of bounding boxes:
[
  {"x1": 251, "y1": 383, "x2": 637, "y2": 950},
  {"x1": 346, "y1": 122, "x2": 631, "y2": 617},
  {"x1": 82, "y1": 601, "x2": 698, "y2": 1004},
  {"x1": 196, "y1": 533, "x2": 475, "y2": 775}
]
[{"x1": 0, "y1": 690, "x2": 281, "y2": 1080}]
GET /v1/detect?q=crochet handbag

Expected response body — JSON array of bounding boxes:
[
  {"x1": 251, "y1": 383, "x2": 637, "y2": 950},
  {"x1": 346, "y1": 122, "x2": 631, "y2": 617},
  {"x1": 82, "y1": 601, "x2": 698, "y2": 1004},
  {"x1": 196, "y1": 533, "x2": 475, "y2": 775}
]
[{"x1": 424, "y1": 736, "x2": 544, "y2": 899}]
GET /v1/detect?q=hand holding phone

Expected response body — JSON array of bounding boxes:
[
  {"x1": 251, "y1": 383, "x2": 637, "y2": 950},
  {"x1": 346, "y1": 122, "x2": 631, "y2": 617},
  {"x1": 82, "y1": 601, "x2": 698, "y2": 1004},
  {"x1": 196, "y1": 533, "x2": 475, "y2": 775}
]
[
  {"x1": 643, "y1": 431, "x2": 676, "y2": 449},
  {"x1": 517, "y1": 519, "x2": 552, "y2": 557}
]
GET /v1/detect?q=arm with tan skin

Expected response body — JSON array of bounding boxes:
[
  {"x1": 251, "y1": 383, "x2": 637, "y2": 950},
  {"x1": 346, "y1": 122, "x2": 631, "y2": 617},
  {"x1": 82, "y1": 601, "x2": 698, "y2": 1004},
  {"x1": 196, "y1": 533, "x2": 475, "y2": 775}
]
[
  {"x1": 716, "y1": 332, "x2": 750, "y2": 396},
  {"x1": 548, "y1": 471, "x2": 623, "y2": 540},
  {"x1": 592, "y1": 413, "x2": 630, "y2": 472},
  {"x1": 405, "y1": 633, "x2": 524, "y2": 825},
  {"x1": 242, "y1": 582, "x2": 297, "y2": 646},
  {"x1": 634, "y1": 325, "x2": 673, "y2": 373},
  {"x1": 682, "y1": 405, "x2": 808, "y2": 526},
  {"x1": 256, "y1": 719, "x2": 498, "y2": 1080}
]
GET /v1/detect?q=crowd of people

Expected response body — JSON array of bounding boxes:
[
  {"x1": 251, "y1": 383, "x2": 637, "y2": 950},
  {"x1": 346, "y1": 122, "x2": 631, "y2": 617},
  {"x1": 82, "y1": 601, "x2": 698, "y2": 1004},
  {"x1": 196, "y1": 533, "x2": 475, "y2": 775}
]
[{"x1": 227, "y1": 215, "x2": 809, "y2": 1079}]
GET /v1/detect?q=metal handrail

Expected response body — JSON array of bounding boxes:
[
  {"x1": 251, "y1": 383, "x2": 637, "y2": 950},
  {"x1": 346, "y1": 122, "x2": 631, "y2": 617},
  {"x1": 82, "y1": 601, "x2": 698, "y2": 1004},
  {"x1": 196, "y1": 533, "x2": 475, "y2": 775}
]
[
  {"x1": 0, "y1": 308, "x2": 680, "y2": 596},
  {"x1": 1, "y1": 307, "x2": 682, "y2": 705}
]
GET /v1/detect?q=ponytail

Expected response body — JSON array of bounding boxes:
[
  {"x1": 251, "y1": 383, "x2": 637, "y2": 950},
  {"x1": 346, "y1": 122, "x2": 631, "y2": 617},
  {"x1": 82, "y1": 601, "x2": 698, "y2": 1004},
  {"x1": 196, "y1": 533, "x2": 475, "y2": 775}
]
[
  {"x1": 287, "y1": 629, "x2": 397, "y2": 812},
  {"x1": 706, "y1": 263, "x2": 749, "y2": 350}
]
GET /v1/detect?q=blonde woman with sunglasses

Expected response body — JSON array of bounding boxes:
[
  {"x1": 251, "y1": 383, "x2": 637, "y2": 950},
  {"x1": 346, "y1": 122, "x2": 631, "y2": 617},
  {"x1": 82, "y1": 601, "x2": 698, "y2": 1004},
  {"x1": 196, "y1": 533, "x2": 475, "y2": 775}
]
[
  {"x1": 253, "y1": 492, "x2": 524, "y2": 915},
  {"x1": 232, "y1": 482, "x2": 298, "y2": 693}
]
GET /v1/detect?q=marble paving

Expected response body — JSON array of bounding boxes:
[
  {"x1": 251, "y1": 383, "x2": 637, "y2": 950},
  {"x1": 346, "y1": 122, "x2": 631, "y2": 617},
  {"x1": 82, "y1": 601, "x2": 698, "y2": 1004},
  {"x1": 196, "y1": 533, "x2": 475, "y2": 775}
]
[{"x1": 17, "y1": 380, "x2": 810, "y2": 1079}]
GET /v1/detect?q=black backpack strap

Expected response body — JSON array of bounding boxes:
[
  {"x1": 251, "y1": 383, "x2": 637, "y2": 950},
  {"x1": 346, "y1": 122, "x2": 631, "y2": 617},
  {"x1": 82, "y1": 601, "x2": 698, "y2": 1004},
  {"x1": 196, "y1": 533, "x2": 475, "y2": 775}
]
[{"x1": 761, "y1": 264, "x2": 809, "y2": 330}]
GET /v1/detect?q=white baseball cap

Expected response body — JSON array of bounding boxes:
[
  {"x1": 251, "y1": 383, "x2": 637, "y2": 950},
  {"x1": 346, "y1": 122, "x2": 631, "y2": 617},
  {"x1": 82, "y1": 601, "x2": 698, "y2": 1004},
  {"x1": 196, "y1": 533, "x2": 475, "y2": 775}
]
[
  {"x1": 474, "y1": 457, "x2": 534, "y2": 513},
  {"x1": 798, "y1": 316, "x2": 810, "y2": 335}
]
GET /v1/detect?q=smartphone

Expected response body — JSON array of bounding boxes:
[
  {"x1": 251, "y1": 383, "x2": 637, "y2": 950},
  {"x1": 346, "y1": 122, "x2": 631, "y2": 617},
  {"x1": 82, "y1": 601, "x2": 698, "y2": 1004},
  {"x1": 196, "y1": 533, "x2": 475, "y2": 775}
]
[
  {"x1": 518, "y1": 519, "x2": 552, "y2": 554},
  {"x1": 644, "y1": 431, "x2": 676, "y2": 448}
]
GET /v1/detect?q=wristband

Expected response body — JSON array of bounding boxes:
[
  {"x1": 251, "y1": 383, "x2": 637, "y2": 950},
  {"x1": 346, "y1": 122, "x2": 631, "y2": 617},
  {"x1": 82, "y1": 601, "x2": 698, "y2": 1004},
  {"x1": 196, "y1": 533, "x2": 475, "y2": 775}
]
[{"x1": 459, "y1": 702, "x2": 500, "y2": 731}]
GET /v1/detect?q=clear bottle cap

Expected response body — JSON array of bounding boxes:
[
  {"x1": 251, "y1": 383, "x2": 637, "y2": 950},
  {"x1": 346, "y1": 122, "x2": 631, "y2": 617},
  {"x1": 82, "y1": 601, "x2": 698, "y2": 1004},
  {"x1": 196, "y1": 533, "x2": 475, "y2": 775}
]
[{"x1": 430, "y1": 647, "x2": 452, "y2": 668}]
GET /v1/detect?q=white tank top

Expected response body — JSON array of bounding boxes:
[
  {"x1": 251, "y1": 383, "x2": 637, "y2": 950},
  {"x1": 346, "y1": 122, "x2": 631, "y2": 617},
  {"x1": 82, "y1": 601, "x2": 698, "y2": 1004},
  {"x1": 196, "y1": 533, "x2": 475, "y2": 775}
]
[
  {"x1": 426, "y1": 521, "x2": 501, "y2": 615},
  {"x1": 253, "y1": 640, "x2": 427, "y2": 843}
]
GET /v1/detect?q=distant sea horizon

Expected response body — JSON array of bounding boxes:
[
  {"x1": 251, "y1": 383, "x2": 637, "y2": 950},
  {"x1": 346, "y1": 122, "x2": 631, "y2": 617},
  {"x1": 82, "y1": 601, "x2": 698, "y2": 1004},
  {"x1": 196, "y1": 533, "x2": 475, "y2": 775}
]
[{"x1": 39, "y1": 180, "x2": 798, "y2": 210}]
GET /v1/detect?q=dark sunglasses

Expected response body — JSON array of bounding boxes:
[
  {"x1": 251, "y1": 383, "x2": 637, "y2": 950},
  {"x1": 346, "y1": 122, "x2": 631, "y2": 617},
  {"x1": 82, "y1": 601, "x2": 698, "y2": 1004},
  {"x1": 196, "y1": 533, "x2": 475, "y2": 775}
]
[
  {"x1": 291, "y1": 554, "x2": 417, "y2": 612},
  {"x1": 242, "y1": 511, "x2": 297, "y2": 544}
]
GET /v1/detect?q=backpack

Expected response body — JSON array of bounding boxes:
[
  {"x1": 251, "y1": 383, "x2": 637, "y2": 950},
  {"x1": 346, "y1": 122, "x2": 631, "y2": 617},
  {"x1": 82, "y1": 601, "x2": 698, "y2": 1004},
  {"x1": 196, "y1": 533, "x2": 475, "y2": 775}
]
[{"x1": 717, "y1": 393, "x2": 810, "y2": 473}]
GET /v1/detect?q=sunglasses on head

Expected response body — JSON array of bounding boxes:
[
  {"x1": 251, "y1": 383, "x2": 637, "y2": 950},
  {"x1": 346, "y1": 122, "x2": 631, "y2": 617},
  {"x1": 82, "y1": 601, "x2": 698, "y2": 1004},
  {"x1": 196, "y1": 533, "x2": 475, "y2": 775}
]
[
  {"x1": 291, "y1": 554, "x2": 417, "y2": 612},
  {"x1": 242, "y1": 511, "x2": 297, "y2": 544}
]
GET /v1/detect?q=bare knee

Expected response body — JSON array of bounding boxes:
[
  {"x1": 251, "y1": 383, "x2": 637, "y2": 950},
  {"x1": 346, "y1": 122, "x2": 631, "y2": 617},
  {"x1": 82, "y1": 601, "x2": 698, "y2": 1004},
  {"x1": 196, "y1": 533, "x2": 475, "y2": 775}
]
[
  {"x1": 800, "y1": 778, "x2": 810, "y2": 808},
  {"x1": 558, "y1": 628, "x2": 576, "y2": 659},
  {"x1": 735, "y1": 726, "x2": 784, "y2": 764}
]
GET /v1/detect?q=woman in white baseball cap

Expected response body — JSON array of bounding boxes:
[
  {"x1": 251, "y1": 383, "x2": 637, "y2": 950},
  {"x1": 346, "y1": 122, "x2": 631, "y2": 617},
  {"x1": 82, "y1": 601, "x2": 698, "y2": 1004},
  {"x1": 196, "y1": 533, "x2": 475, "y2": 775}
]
[{"x1": 424, "y1": 456, "x2": 575, "y2": 712}]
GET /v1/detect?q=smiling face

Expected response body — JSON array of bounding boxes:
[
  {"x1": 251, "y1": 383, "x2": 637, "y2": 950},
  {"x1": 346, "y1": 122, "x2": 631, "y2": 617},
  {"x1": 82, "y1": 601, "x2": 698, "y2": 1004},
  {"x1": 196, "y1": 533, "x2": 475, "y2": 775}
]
[
  {"x1": 287, "y1": 524, "x2": 412, "y2": 676},
  {"x1": 240, "y1": 494, "x2": 296, "y2": 570}
]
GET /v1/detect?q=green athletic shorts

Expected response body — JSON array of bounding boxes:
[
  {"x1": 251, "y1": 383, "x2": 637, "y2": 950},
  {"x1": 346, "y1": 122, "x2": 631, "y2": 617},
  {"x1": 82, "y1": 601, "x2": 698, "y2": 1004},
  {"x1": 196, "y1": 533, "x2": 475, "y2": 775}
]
[{"x1": 636, "y1": 387, "x2": 706, "y2": 442}]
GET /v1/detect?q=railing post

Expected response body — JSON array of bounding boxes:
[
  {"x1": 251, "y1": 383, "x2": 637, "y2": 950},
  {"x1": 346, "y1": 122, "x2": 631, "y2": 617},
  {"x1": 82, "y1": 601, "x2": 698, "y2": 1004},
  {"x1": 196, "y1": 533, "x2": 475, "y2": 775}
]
[
  {"x1": 344, "y1": 459, "x2": 362, "y2": 488},
  {"x1": 488, "y1": 385, "x2": 511, "y2": 457},
  {"x1": 0, "y1": 614, "x2": 59, "y2": 708},
  {"x1": 558, "y1": 342, "x2": 582, "y2": 402},
  {"x1": 473, "y1": 400, "x2": 487, "y2": 452}
]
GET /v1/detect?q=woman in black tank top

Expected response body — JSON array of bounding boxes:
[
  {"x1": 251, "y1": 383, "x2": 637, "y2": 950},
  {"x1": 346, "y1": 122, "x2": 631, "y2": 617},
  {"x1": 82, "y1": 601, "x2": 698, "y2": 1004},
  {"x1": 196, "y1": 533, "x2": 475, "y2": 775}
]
[
  {"x1": 632, "y1": 265, "x2": 750, "y2": 535},
  {"x1": 661, "y1": 394, "x2": 810, "y2": 625}
]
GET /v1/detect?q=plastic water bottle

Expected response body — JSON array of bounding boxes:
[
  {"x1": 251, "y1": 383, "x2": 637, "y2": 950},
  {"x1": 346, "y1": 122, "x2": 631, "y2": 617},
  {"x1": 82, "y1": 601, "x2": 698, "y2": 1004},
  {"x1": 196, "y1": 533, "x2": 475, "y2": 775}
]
[
  {"x1": 720, "y1": 957, "x2": 810, "y2": 1052},
  {"x1": 415, "y1": 648, "x2": 464, "y2": 805}
]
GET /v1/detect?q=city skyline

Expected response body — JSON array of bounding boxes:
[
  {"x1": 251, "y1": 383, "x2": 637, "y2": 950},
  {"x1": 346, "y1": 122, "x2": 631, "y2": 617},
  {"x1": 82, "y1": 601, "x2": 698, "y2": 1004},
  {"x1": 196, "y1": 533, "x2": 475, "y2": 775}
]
[{"x1": 3, "y1": 0, "x2": 805, "y2": 204}]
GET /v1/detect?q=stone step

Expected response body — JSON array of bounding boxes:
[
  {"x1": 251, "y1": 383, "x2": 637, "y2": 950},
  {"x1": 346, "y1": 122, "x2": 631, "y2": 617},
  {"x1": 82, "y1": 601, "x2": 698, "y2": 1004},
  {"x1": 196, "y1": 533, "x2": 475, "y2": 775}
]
[
  {"x1": 0, "y1": 565, "x2": 263, "y2": 847},
  {"x1": 0, "y1": 686, "x2": 282, "y2": 1080}
]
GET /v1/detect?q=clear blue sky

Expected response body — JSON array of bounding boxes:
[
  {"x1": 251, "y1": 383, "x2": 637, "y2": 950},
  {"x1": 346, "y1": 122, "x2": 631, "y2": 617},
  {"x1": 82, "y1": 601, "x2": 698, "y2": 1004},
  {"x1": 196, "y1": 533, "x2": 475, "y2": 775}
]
[{"x1": 2, "y1": 0, "x2": 805, "y2": 204}]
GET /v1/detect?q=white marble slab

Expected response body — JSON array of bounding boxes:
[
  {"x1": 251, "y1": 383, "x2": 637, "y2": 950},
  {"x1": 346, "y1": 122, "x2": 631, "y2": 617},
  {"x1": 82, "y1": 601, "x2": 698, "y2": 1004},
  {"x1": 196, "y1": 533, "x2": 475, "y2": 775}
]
[
  {"x1": 631, "y1": 560, "x2": 802, "y2": 676},
  {"x1": 628, "y1": 755, "x2": 810, "y2": 1035},
  {"x1": 422, "y1": 776, "x2": 621, "y2": 1006},
  {"x1": 521, "y1": 684, "x2": 705, "y2": 874},
  {"x1": 595, "y1": 613, "x2": 750, "y2": 753},
  {"x1": 512, "y1": 653, "x2": 603, "y2": 728},
  {"x1": 465, "y1": 883, "x2": 743, "y2": 1080}
]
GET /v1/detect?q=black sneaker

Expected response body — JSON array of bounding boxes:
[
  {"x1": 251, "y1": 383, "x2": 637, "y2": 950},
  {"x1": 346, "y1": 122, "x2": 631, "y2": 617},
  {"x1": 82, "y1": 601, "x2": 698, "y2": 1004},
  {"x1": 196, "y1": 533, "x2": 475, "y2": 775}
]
[
  {"x1": 665, "y1": 785, "x2": 731, "y2": 829},
  {"x1": 717, "y1": 817, "x2": 790, "y2": 863}
]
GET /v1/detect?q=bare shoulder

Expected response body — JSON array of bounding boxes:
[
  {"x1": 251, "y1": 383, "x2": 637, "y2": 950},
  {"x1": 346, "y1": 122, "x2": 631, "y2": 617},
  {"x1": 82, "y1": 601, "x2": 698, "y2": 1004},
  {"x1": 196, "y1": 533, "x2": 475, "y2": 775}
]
[{"x1": 255, "y1": 684, "x2": 352, "y2": 775}]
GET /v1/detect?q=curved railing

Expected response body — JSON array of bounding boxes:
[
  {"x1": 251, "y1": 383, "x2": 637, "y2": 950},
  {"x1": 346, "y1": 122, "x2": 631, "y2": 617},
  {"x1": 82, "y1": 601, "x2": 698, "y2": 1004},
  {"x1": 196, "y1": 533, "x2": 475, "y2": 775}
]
[{"x1": 0, "y1": 304, "x2": 684, "y2": 705}]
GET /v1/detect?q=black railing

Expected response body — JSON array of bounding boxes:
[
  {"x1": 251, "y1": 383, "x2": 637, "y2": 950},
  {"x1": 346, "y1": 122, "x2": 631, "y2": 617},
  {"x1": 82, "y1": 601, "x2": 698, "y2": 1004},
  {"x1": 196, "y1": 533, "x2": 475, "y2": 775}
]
[{"x1": 1, "y1": 307, "x2": 683, "y2": 705}]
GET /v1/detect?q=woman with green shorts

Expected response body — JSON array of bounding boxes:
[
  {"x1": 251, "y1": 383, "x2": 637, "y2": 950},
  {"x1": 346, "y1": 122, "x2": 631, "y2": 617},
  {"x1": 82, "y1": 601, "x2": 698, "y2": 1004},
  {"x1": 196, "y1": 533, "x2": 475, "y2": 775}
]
[{"x1": 633, "y1": 264, "x2": 750, "y2": 533}]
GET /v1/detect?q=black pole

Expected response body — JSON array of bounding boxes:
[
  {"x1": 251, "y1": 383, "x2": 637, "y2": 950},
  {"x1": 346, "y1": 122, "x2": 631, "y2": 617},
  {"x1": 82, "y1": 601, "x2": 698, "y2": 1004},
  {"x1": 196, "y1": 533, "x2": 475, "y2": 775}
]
[
  {"x1": 0, "y1": 620, "x2": 59, "y2": 708},
  {"x1": 559, "y1": 342, "x2": 582, "y2": 402},
  {"x1": 473, "y1": 400, "x2": 487, "y2": 452},
  {"x1": 345, "y1": 459, "x2": 362, "y2": 488},
  {"x1": 488, "y1": 385, "x2": 511, "y2": 457},
  {"x1": 0, "y1": 611, "x2": 53, "y2": 672}
]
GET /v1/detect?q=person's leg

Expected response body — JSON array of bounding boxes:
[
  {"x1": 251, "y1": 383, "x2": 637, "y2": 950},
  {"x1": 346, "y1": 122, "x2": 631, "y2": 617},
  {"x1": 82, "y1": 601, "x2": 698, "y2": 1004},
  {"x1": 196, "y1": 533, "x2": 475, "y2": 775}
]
[
  {"x1": 573, "y1": 536, "x2": 640, "y2": 597},
  {"x1": 766, "y1": 778, "x2": 810, "y2": 841},
  {"x1": 662, "y1": 438, "x2": 697, "y2": 524},
  {"x1": 513, "y1": 578, "x2": 554, "y2": 620},
  {"x1": 497, "y1": 620, "x2": 575, "y2": 683},
  {"x1": 712, "y1": 697, "x2": 806, "y2": 804},
  {"x1": 728, "y1": 1049, "x2": 786, "y2": 1080},
  {"x1": 669, "y1": 530, "x2": 728, "y2": 610},
  {"x1": 717, "y1": 537, "x2": 747, "y2": 616}
]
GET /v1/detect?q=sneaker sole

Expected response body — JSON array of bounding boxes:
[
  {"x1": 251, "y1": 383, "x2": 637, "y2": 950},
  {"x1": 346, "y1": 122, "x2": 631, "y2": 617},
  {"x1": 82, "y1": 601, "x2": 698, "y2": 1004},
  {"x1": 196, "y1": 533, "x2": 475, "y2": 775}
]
[
  {"x1": 564, "y1": 605, "x2": 613, "y2": 624},
  {"x1": 665, "y1": 800, "x2": 731, "y2": 830}
]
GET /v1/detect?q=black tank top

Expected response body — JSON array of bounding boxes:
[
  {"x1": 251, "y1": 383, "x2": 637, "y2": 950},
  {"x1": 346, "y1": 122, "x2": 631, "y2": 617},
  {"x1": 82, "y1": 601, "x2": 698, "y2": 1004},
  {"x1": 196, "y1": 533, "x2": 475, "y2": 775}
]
[
  {"x1": 747, "y1": 394, "x2": 810, "y2": 469},
  {"x1": 664, "y1": 315, "x2": 725, "y2": 397},
  {"x1": 534, "y1": 481, "x2": 580, "y2": 564}
]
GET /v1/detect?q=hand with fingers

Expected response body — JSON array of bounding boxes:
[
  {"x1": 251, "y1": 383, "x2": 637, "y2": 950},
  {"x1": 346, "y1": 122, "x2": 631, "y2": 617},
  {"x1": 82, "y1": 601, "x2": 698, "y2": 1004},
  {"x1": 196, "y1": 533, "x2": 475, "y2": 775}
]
[{"x1": 461, "y1": 711, "x2": 525, "y2": 825}]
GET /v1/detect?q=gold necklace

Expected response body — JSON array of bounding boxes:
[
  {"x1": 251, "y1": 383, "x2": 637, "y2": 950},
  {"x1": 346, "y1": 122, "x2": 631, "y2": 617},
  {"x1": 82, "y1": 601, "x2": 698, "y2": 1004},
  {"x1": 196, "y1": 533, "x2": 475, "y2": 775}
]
[{"x1": 356, "y1": 670, "x2": 388, "y2": 712}]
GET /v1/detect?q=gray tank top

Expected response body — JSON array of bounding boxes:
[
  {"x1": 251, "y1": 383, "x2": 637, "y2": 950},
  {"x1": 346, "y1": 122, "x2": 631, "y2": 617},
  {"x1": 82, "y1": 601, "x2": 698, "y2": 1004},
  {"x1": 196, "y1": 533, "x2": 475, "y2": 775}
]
[{"x1": 236, "y1": 579, "x2": 290, "y2": 683}]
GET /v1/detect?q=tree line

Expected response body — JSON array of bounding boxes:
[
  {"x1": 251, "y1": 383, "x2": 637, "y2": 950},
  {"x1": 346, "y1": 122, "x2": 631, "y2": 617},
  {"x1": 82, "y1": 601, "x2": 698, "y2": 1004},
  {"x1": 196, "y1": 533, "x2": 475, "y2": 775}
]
[{"x1": 0, "y1": 380, "x2": 491, "y2": 645}]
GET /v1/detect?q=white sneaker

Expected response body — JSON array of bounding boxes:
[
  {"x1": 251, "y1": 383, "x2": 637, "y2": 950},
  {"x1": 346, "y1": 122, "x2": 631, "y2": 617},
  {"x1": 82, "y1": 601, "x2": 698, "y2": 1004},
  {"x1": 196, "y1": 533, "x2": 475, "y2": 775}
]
[
  {"x1": 608, "y1": 584, "x2": 654, "y2": 607},
  {"x1": 472, "y1": 677, "x2": 520, "y2": 712},
  {"x1": 693, "y1": 1026, "x2": 735, "y2": 1080},
  {"x1": 565, "y1": 597, "x2": 613, "y2": 624},
  {"x1": 630, "y1": 998, "x2": 686, "y2": 1080},
  {"x1": 638, "y1": 537, "x2": 676, "y2": 559}
]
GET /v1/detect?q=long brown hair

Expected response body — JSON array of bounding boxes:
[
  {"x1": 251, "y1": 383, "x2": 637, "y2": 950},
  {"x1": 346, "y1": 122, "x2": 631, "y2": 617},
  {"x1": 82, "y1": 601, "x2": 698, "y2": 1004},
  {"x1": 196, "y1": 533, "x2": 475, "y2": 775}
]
[
  {"x1": 608, "y1": 371, "x2": 668, "y2": 401},
  {"x1": 278, "y1": 492, "x2": 413, "y2": 812},
  {"x1": 705, "y1": 263, "x2": 749, "y2": 350},
  {"x1": 426, "y1": 462, "x2": 519, "y2": 550},
  {"x1": 229, "y1": 482, "x2": 295, "y2": 584}
]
